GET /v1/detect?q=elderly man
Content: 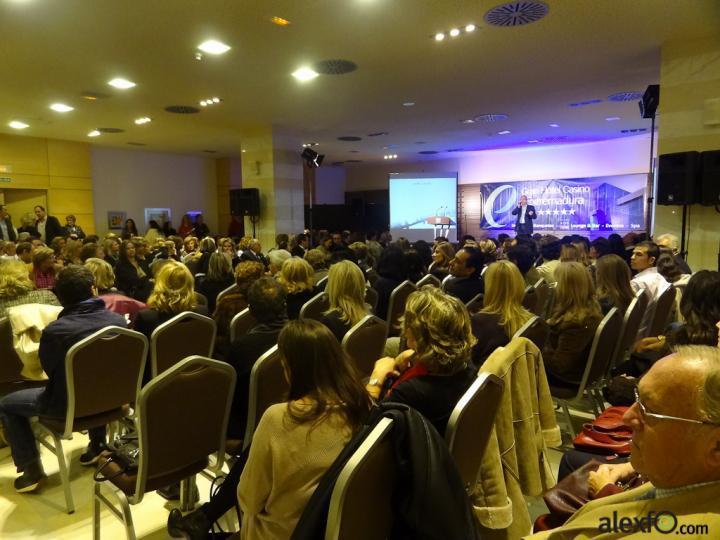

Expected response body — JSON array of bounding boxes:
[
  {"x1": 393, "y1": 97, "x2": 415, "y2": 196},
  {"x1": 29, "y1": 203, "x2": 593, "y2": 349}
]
[
  {"x1": 33, "y1": 205, "x2": 63, "y2": 243},
  {"x1": 527, "y1": 346, "x2": 720, "y2": 538},
  {"x1": 239, "y1": 238, "x2": 268, "y2": 268},
  {"x1": 656, "y1": 233, "x2": 692, "y2": 274}
]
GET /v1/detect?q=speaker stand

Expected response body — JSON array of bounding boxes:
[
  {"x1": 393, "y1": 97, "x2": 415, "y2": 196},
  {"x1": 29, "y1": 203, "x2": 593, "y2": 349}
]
[
  {"x1": 645, "y1": 114, "x2": 656, "y2": 234},
  {"x1": 680, "y1": 204, "x2": 688, "y2": 259}
]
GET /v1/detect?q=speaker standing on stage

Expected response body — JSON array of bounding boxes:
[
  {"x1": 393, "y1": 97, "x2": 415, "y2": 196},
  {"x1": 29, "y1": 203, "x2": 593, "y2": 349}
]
[{"x1": 511, "y1": 195, "x2": 536, "y2": 235}]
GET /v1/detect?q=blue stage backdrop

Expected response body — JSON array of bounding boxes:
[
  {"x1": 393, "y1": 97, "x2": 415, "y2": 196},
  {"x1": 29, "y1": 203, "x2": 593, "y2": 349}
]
[{"x1": 459, "y1": 174, "x2": 647, "y2": 237}]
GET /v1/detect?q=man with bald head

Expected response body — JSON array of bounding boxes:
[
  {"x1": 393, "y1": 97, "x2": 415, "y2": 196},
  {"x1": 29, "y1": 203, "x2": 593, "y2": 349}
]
[{"x1": 528, "y1": 346, "x2": 720, "y2": 538}]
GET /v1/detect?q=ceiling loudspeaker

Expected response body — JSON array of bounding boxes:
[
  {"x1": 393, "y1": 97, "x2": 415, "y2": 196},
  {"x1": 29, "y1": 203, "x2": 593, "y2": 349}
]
[
  {"x1": 657, "y1": 151, "x2": 700, "y2": 205},
  {"x1": 639, "y1": 84, "x2": 660, "y2": 119},
  {"x1": 229, "y1": 188, "x2": 260, "y2": 217},
  {"x1": 700, "y1": 150, "x2": 720, "y2": 206},
  {"x1": 302, "y1": 148, "x2": 325, "y2": 168}
]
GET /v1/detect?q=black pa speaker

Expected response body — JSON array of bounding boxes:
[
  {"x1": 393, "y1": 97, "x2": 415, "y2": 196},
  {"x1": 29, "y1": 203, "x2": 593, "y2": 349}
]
[
  {"x1": 657, "y1": 152, "x2": 700, "y2": 205},
  {"x1": 700, "y1": 150, "x2": 720, "y2": 206},
  {"x1": 639, "y1": 84, "x2": 660, "y2": 119},
  {"x1": 230, "y1": 188, "x2": 260, "y2": 217}
]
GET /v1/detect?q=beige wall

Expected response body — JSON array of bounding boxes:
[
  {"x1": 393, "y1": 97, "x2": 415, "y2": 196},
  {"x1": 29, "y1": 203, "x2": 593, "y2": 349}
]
[
  {"x1": 216, "y1": 157, "x2": 243, "y2": 236},
  {"x1": 0, "y1": 134, "x2": 95, "y2": 233},
  {"x1": 656, "y1": 36, "x2": 720, "y2": 271},
  {"x1": 91, "y1": 146, "x2": 218, "y2": 236}
]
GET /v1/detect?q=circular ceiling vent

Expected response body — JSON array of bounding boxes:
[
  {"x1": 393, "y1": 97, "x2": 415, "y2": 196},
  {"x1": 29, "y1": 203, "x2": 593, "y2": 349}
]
[
  {"x1": 314, "y1": 59, "x2": 357, "y2": 75},
  {"x1": 165, "y1": 105, "x2": 200, "y2": 114},
  {"x1": 337, "y1": 136, "x2": 362, "y2": 141},
  {"x1": 418, "y1": 150, "x2": 439, "y2": 155},
  {"x1": 484, "y1": 1, "x2": 549, "y2": 27},
  {"x1": 202, "y1": 149, "x2": 217, "y2": 153},
  {"x1": 475, "y1": 113, "x2": 509, "y2": 123},
  {"x1": 608, "y1": 91, "x2": 643, "y2": 102},
  {"x1": 127, "y1": 142, "x2": 146, "y2": 146},
  {"x1": 97, "y1": 127, "x2": 124, "y2": 133},
  {"x1": 446, "y1": 148, "x2": 466, "y2": 152},
  {"x1": 367, "y1": 131, "x2": 388, "y2": 137}
]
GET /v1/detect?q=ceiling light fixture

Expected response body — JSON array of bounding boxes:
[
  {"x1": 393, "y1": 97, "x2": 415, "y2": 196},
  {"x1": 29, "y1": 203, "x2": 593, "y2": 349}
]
[
  {"x1": 435, "y1": 32, "x2": 445, "y2": 41},
  {"x1": 292, "y1": 67, "x2": 319, "y2": 81},
  {"x1": 498, "y1": 130, "x2": 511, "y2": 135},
  {"x1": 108, "y1": 78, "x2": 136, "y2": 89},
  {"x1": 302, "y1": 142, "x2": 319, "y2": 148},
  {"x1": 605, "y1": 116, "x2": 621, "y2": 121},
  {"x1": 87, "y1": 130, "x2": 101, "y2": 137},
  {"x1": 549, "y1": 123, "x2": 560, "y2": 128},
  {"x1": 50, "y1": 103, "x2": 74, "y2": 112},
  {"x1": 270, "y1": 16, "x2": 291, "y2": 26},
  {"x1": 8, "y1": 120, "x2": 29, "y2": 130},
  {"x1": 449, "y1": 28, "x2": 460, "y2": 37},
  {"x1": 461, "y1": 119, "x2": 475, "y2": 124},
  {"x1": 383, "y1": 154, "x2": 398, "y2": 160},
  {"x1": 528, "y1": 139, "x2": 540, "y2": 143},
  {"x1": 200, "y1": 97, "x2": 222, "y2": 107},
  {"x1": 134, "y1": 117, "x2": 152, "y2": 125},
  {"x1": 465, "y1": 23, "x2": 476, "y2": 32},
  {"x1": 197, "y1": 39, "x2": 231, "y2": 55},
  {"x1": 402, "y1": 102, "x2": 415, "y2": 107}
]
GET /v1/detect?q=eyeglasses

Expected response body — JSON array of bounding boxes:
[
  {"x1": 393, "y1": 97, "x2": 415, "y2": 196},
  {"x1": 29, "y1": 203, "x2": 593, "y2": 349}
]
[{"x1": 633, "y1": 388, "x2": 719, "y2": 426}]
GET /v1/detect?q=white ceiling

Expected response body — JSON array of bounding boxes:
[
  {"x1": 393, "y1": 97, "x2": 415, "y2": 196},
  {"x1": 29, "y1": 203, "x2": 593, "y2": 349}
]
[{"x1": 1, "y1": 0, "x2": 718, "y2": 164}]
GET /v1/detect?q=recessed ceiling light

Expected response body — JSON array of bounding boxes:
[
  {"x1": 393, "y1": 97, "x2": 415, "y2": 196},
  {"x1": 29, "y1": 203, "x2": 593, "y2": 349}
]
[
  {"x1": 605, "y1": 116, "x2": 621, "y2": 121},
  {"x1": 435, "y1": 32, "x2": 445, "y2": 41},
  {"x1": 8, "y1": 120, "x2": 29, "y2": 130},
  {"x1": 449, "y1": 28, "x2": 460, "y2": 37},
  {"x1": 270, "y1": 16, "x2": 291, "y2": 26},
  {"x1": 292, "y1": 67, "x2": 319, "y2": 81},
  {"x1": 108, "y1": 78, "x2": 136, "y2": 89},
  {"x1": 241, "y1": 149, "x2": 246, "y2": 153},
  {"x1": 212, "y1": 97, "x2": 220, "y2": 103},
  {"x1": 50, "y1": 103, "x2": 74, "y2": 113},
  {"x1": 197, "y1": 39, "x2": 231, "y2": 55},
  {"x1": 549, "y1": 123, "x2": 560, "y2": 128},
  {"x1": 402, "y1": 102, "x2": 415, "y2": 107},
  {"x1": 461, "y1": 119, "x2": 475, "y2": 124},
  {"x1": 498, "y1": 130, "x2": 511, "y2": 135},
  {"x1": 134, "y1": 117, "x2": 152, "y2": 125},
  {"x1": 465, "y1": 24, "x2": 476, "y2": 32},
  {"x1": 200, "y1": 100, "x2": 207, "y2": 107},
  {"x1": 528, "y1": 139, "x2": 540, "y2": 143},
  {"x1": 87, "y1": 130, "x2": 101, "y2": 137}
]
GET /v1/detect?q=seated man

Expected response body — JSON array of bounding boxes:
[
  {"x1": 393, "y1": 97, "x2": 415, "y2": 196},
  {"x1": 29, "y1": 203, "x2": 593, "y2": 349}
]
[
  {"x1": 444, "y1": 246, "x2": 485, "y2": 304},
  {"x1": 631, "y1": 241, "x2": 670, "y2": 336},
  {"x1": 0, "y1": 265, "x2": 127, "y2": 492},
  {"x1": 527, "y1": 346, "x2": 720, "y2": 538}
]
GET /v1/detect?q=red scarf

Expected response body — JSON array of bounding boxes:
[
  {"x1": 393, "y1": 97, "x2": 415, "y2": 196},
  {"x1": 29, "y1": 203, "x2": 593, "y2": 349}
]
[{"x1": 387, "y1": 362, "x2": 429, "y2": 396}]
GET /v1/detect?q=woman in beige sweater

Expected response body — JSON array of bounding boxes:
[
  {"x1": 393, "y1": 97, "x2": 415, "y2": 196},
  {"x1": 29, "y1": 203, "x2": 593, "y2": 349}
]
[{"x1": 237, "y1": 319, "x2": 372, "y2": 540}]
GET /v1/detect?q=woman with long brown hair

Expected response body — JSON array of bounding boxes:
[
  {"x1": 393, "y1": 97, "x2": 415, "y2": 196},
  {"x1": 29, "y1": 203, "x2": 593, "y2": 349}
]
[{"x1": 595, "y1": 254, "x2": 634, "y2": 314}]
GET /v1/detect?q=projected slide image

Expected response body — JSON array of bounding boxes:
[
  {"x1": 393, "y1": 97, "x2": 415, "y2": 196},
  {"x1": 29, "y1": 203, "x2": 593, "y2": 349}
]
[{"x1": 389, "y1": 175, "x2": 457, "y2": 242}]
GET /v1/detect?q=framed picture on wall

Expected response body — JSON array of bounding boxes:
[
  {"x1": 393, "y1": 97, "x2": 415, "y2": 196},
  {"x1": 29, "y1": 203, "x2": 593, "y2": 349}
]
[
  {"x1": 144, "y1": 207, "x2": 171, "y2": 227},
  {"x1": 107, "y1": 211, "x2": 126, "y2": 230}
]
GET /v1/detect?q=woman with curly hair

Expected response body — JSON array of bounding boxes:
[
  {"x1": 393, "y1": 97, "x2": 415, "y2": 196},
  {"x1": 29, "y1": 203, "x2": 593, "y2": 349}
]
[
  {"x1": 366, "y1": 286, "x2": 477, "y2": 435},
  {"x1": 0, "y1": 259, "x2": 60, "y2": 317}
]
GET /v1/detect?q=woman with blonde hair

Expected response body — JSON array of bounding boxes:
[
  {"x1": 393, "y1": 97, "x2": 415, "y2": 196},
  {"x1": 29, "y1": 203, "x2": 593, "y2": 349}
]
[
  {"x1": 367, "y1": 286, "x2": 477, "y2": 435},
  {"x1": 277, "y1": 257, "x2": 316, "y2": 319},
  {"x1": 84, "y1": 258, "x2": 146, "y2": 326},
  {"x1": 595, "y1": 254, "x2": 634, "y2": 314},
  {"x1": 0, "y1": 259, "x2": 60, "y2": 317},
  {"x1": 196, "y1": 252, "x2": 234, "y2": 313},
  {"x1": 320, "y1": 260, "x2": 370, "y2": 341},
  {"x1": 429, "y1": 242, "x2": 455, "y2": 279},
  {"x1": 471, "y1": 260, "x2": 533, "y2": 365},
  {"x1": 543, "y1": 261, "x2": 603, "y2": 386}
]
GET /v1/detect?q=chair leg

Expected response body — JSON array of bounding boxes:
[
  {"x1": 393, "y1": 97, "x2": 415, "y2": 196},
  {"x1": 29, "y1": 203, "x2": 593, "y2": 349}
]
[
  {"x1": 180, "y1": 476, "x2": 198, "y2": 512},
  {"x1": 48, "y1": 432, "x2": 75, "y2": 514},
  {"x1": 115, "y1": 490, "x2": 137, "y2": 540},
  {"x1": 561, "y1": 402, "x2": 573, "y2": 437},
  {"x1": 93, "y1": 483, "x2": 101, "y2": 540}
]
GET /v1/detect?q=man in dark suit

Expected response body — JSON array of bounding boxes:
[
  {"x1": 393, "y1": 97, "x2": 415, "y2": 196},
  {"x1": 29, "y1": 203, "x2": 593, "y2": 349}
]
[
  {"x1": 0, "y1": 204, "x2": 17, "y2": 242},
  {"x1": 444, "y1": 247, "x2": 485, "y2": 304},
  {"x1": 34, "y1": 205, "x2": 63, "y2": 243},
  {"x1": 511, "y1": 195, "x2": 537, "y2": 235},
  {"x1": 291, "y1": 233, "x2": 309, "y2": 258},
  {"x1": 239, "y1": 238, "x2": 268, "y2": 268}
]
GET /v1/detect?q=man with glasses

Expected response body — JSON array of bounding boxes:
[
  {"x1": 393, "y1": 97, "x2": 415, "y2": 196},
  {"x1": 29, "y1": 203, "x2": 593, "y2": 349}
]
[{"x1": 528, "y1": 346, "x2": 720, "y2": 538}]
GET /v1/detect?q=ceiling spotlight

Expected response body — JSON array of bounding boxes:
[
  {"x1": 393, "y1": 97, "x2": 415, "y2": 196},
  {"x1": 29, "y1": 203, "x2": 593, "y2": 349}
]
[
  {"x1": 402, "y1": 102, "x2": 415, "y2": 107},
  {"x1": 302, "y1": 147, "x2": 324, "y2": 168},
  {"x1": 8, "y1": 120, "x2": 29, "y2": 130},
  {"x1": 498, "y1": 130, "x2": 511, "y2": 135},
  {"x1": 435, "y1": 32, "x2": 445, "y2": 41},
  {"x1": 528, "y1": 139, "x2": 540, "y2": 143},
  {"x1": 134, "y1": 117, "x2": 152, "y2": 125},
  {"x1": 270, "y1": 16, "x2": 291, "y2": 26},
  {"x1": 194, "y1": 52, "x2": 204, "y2": 61},
  {"x1": 605, "y1": 116, "x2": 621, "y2": 121},
  {"x1": 197, "y1": 39, "x2": 231, "y2": 55},
  {"x1": 449, "y1": 28, "x2": 460, "y2": 37},
  {"x1": 200, "y1": 101, "x2": 207, "y2": 107},
  {"x1": 108, "y1": 78, "x2": 136, "y2": 89},
  {"x1": 292, "y1": 67, "x2": 319, "y2": 81},
  {"x1": 465, "y1": 24, "x2": 476, "y2": 32},
  {"x1": 461, "y1": 119, "x2": 475, "y2": 124},
  {"x1": 50, "y1": 103, "x2": 74, "y2": 113},
  {"x1": 212, "y1": 97, "x2": 220, "y2": 103},
  {"x1": 87, "y1": 130, "x2": 101, "y2": 137},
  {"x1": 549, "y1": 123, "x2": 560, "y2": 128}
]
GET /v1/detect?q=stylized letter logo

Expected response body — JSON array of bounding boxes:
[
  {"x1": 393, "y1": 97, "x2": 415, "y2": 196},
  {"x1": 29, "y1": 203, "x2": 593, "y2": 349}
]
[{"x1": 483, "y1": 184, "x2": 516, "y2": 228}]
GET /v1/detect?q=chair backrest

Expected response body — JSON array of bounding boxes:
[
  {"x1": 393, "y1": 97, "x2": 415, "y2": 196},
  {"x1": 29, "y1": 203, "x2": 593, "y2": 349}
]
[
  {"x1": 386, "y1": 280, "x2": 417, "y2": 337},
  {"x1": 325, "y1": 417, "x2": 395, "y2": 540},
  {"x1": 445, "y1": 373, "x2": 504, "y2": 491},
  {"x1": 613, "y1": 289, "x2": 649, "y2": 368},
  {"x1": 522, "y1": 285, "x2": 538, "y2": 313},
  {"x1": 465, "y1": 293, "x2": 484, "y2": 314},
  {"x1": 574, "y1": 308, "x2": 623, "y2": 399},
  {"x1": 300, "y1": 292, "x2": 330, "y2": 322},
  {"x1": 135, "y1": 356, "x2": 235, "y2": 502},
  {"x1": 543, "y1": 282, "x2": 557, "y2": 319},
  {"x1": 364, "y1": 287, "x2": 379, "y2": 312},
  {"x1": 481, "y1": 265, "x2": 488, "y2": 277},
  {"x1": 531, "y1": 279, "x2": 549, "y2": 317},
  {"x1": 416, "y1": 274, "x2": 441, "y2": 288},
  {"x1": 0, "y1": 317, "x2": 25, "y2": 383},
  {"x1": 316, "y1": 275, "x2": 329, "y2": 290},
  {"x1": 64, "y1": 326, "x2": 148, "y2": 437},
  {"x1": 215, "y1": 283, "x2": 238, "y2": 306},
  {"x1": 243, "y1": 345, "x2": 288, "y2": 450},
  {"x1": 342, "y1": 315, "x2": 388, "y2": 377},
  {"x1": 441, "y1": 274, "x2": 453, "y2": 290},
  {"x1": 647, "y1": 285, "x2": 676, "y2": 337},
  {"x1": 194, "y1": 291, "x2": 208, "y2": 308},
  {"x1": 229, "y1": 307, "x2": 257, "y2": 343},
  {"x1": 512, "y1": 315, "x2": 549, "y2": 351},
  {"x1": 150, "y1": 311, "x2": 216, "y2": 378}
]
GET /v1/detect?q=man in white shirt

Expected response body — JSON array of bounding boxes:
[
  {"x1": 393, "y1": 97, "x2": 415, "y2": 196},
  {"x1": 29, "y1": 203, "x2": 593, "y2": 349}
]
[{"x1": 630, "y1": 241, "x2": 670, "y2": 336}]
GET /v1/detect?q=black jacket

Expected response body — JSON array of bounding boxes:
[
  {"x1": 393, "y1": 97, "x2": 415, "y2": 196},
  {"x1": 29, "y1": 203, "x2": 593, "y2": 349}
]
[
  {"x1": 291, "y1": 403, "x2": 481, "y2": 540},
  {"x1": 38, "y1": 215, "x2": 64, "y2": 242},
  {"x1": 1, "y1": 217, "x2": 16, "y2": 241},
  {"x1": 511, "y1": 204, "x2": 537, "y2": 233},
  {"x1": 444, "y1": 275, "x2": 484, "y2": 305}
]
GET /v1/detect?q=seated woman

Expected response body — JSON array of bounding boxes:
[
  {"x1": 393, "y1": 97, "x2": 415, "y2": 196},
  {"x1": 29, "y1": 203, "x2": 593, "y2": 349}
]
[
  {"x1": 168, "y1": 319, "x2": 372, "y2": 539},
  {"x1": 277, "y1": 257, "x2": 317, "y2": 319},
  {"x1": 120, "y1": 218, "x2": 139, "y2": 240},
  {"x1": 114, "y1": 239, "x2": 153, "y2": 302},
  {"x1": 367, "y1": 286, "x2": 477, "y2": 436},
  {"x1": 62, "y1": 214, "x2": 85, "y2": 240},
  {"x1": 543, "y1": 262, "x2": 603, "y2": 387},
  {"x1": 195, "y1": 252, "x2": 234, "y2": 314},
  {"x1": 31, "y1": 247, "x2": 58, "y2": 290},
  {"x1": 304, "y1": 248, "x2": 328, "y2": 285},
  {"x1": 79, "y1": 242, "x2": 104, "y2": 264},
  {"x1": 428, "y1": 241, "x2": 454, "y2": 280},
  {"x1": 178, "y1": 214, "x2": 194, "y2": 238},
  {"x1": 320, "y1": 260, "x2": 371, "y2": 341},
  {"x1": 217, "y1": 236, "x2": 239, "y2": 268},
  {"x1": 84, "y1": 258, "x2": 146, "y2": 327},
  {"x1": 0, "y1": 259, "x2": 60, "y2": 318},
  {"x1": 181, "y1": 235, "x2": 199, "y2": 261},
  {"x1": 373, "y1": 247, "x2": 406, "y2": 320},
  {"x1": 471, "y1": 260, "x2": 533, "y2": 365},
  {"x1": 595, "y1": 254, "x2": 634, "y2": 314},
  {"x1": 103, "y1": 236, "x2": 121, "y2": 267}
]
